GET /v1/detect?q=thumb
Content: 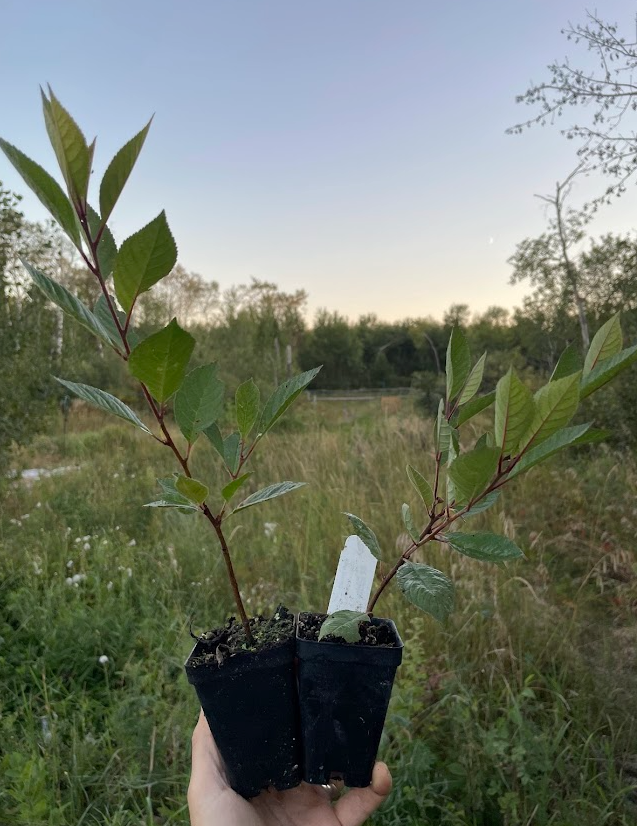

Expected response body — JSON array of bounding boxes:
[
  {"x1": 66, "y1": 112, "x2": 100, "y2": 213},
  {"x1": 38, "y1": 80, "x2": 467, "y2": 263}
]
[{"x1": 333, "y1": 762, "x2": 392, "y2": 826}]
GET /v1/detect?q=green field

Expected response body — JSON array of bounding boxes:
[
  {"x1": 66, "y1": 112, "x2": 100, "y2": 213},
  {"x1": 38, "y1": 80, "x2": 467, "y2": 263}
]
[{"x1": 1, "y1": 402, "x2": 637, "y2": 825}]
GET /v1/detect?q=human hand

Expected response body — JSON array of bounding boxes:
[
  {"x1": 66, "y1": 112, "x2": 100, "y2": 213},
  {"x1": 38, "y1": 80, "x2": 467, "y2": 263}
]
[{"x1": 188, "y1": 710, "x2": 392, "y2": 826}]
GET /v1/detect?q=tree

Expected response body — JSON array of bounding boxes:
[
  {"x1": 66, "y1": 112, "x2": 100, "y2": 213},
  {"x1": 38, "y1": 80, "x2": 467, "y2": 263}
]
[
  {"x1": 509, "y1": 170, "x2": 591, "y2": 349},
  {"x1": 298, "y1": 310, "x2": 363, "y2": 389},
  {"x1": 509, "y1": 10, "x2": 637, "y2": 207}
]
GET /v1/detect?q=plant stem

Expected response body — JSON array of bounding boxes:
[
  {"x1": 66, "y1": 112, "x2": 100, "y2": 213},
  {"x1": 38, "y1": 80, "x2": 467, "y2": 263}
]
[{"x1": 82, "y1": 216, "x2": 255, "y2": 643}]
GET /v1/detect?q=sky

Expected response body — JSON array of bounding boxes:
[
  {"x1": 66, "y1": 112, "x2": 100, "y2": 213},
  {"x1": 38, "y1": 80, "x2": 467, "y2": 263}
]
[{"x1": 1, "y1": 0, "x2": 637, "y2": 322}]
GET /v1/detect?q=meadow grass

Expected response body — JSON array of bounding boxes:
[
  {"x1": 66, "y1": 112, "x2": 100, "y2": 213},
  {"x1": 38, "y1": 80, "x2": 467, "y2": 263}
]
[{"x1": 1, "y1": 401, "x2": 637, "y2": 825}]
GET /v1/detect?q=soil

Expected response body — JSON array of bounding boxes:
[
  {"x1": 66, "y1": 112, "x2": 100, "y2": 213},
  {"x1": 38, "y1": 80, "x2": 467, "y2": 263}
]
[
  {"x1": 297, "y1": 612, "x2": 398, "y2": 647},
  {"x1": 189, "y1": 605, "x2": 295, "y2": 668}
]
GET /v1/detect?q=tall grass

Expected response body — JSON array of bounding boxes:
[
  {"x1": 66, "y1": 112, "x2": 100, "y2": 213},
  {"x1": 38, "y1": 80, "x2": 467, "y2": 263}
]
[{"x1": 1, "y1": 403, "x2": 636, "y2": 824}]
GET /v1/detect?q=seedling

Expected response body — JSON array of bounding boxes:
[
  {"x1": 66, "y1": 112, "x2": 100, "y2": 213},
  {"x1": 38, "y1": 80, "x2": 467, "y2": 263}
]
[
  {"x1": 0, "y1": 90, "x2": 320, "y2": 646},
  {"x1": 321, "y1": 318, "x2": 637, "y2": 641}
]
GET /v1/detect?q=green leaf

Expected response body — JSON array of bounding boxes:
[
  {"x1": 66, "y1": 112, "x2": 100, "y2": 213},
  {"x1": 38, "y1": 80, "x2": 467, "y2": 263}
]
[
  {"x1": 318, "y1": 610, "x2": 369, "y2": 642},
  {"x1": 113, "y1": 212, "x2": 177, "y2": 312},
  {"x1": 474, "y1": 432, "x2": 495, "y2": 450},
  {"x1": 99, "y1": 118, "x2": 152, "y2": 225},
  {"x1": 128, "y1": 319, "x2": 194, "y2": 403},
  {"x1": 22, "y1": 261, "x2": 112, "y2": 346},
  {"x1": 455, "y1": 391, "x2": 496, "y2": 426},
  {"x1": 222, "y1": 472, "x2": 253, "y2": 502},
  {"x1": 519, "y1": 372, "x2": 581, "y2": 451},
  {"x1": 42, "y1": 88, "x2": 91, "y2": 204},
  {"x1": 0, "y1": 138, "x2": 81, "y2": 246},
  {"x1": 584, "y1": 313, "x2": 622, "y2": 377},
  {"x1": 443, "y1": 531, "x2": 524, "y2": 563},
  {"x1": 174, "y1": 365, "x2": 225, "y2": 443},
  {"x1": 175, "y1": 475, "x2": 208, "y2": 504},
  {"x1": 550, "y1": 342, "x2": 582, "y2": 382},
  {"x1": 447, "y1": 446, "x2": 500, "y2": 505},
  {"x1": 458, "y1": 352, "x2": 486, "y2": 405},
  {"x1": 495, "y1": 368, "x2": 534, "y2": 456},
  {"x1": 223, "y1": 432, "x2": 242, "y2": 475},
  {"x1": 232, "y1": 481, "x2": 306, "y2": 515},
  {"x1": 462, "y1": 490, "x2": 500, "y2": 518},
  {"x1": 343, "y1": 512, "x2": 383, "y2": 561},
  {"x1": 93, "y1": 294, "x2": 140, "y2": 349},
  {"x1": 144, "y1": 499, "x2": 199, "y2": 513},
  {"x1": 508, "y1": 423, "x2": 592, "y2": 478},
  {"x1": 236, "y1": 379, "x2": 261, "y2": 439},
  {"x1": 446, "y1": 327, "x2": 471, "y2": 402},
  {"x1": 579, "y1": 344, "x2": 637, "y2": 399},
  {"x1": 396, "y1": 561, "x2": 454, "y2": 623},
  {"x1": 401, "y1": 503, "x2": 420, "y2": 543},
  {"x1": 203, "y1": 422, "x2": 224, "y2": 456},
  {"x1": 86, "y1": 205, "x2": 117, "y2": 278},
  {"x1": 435, "y1": 399, "x2": 452, "y2": 462},
  {"x1": 54, "y1": 378, "x2": 151, "y2": 434},
  {"x1": 259, "y1": 367, "x2": 321, "y2": 437},
  {"x1": 406, "y1": 464, "x2": 434, "y2": 511}
]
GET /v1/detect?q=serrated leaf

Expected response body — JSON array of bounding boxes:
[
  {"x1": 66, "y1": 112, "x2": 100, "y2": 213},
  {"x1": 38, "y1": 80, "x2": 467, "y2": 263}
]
[
  {"x1": 231, "y1": 481, "x2": 306, "y2": 515},
  {"x1": 93, "y1": 294, "x2": 140, "y2": 349},
  {"x1": 0, "y1": 138, "x2": 81, "y2": 246},
  {"x1": 462, "y1": 490, "x2": 500, "y2": 518},
  {"x1": 396, "y1": 561, "x2": 454, "y2": 623},
  {"x1": 446, "y1": 327, "x2": 471, "y2": 402},
  {"x1": 550, "y1": 342, "x2": 582, "y2": 382},
  {"x1": 508, "y1": 423, "x2": 592, "y2": 478},
  {"x1": 343, "y1": 512, "x2": 383, "y2": 561},
  {"x1": 456, "y1": 391, "x2": 496, "y2": 426},
  {"x1": 143, "y1": 499, "x2": 199, "y2": 513},
  {"x1": 584, "y1": 313, "x2": 622, "y2": 377},
  {"x1": 221, "y1": 472, "x2": 253, "y2": 502},
  {"x1": 113, "y1": 211, "x2": 177, "y2": 312},
  {"x1": 435, "y1": 398, "x2": 452, "y2": 462},
  {"x1": 175, "y1": 475, "x2": 208, "y2": 504},
  {"x1": 203, "y1": 422, "x2": 224, "y2": 456},
  {"x1": 54, "y1": 378, "x2": 151, "y2": 434},
  {"x1": 86, "y1": 205, "x2": 117, "y2": 278},
  {"x1": 23, "y1": 261, "x2": 112, "y2": 346},
  {"x1": 406, "y1": 464, "x2": 434, "y2": 510},
  {"x1": 42, "y1": 88, "x2": 91, "y2": 205},
  {"x1": 259, "y1": 367, "x2": 321, "y2": 438},
  {"x1": 174, "y1": 364, "x2": 225, "y2": 443},
  {"x1": 318, "y1": 610, "x2": 369, "y2": 642},
  {"x1": 401, "y1": 503, "x2": 420, "y2": 543},
  {"x1": 128, "y1": 318, "x2": 194, "y2": 403},
  {"x1": 99, "y1": 118, "x2": 152, "y2": 225},
  {"x1": 579, "y1": 344, "x2": 637, "y2": 399},
  {"x1": 495, "y1": 368, "x2": 534, "y2": 456},
  {"x1": 443, "y1": 531, "x2": 523, "y2": 562},
  {"x1": 447, "y1": 445, "x2": 500, "y2": 505},
  {"x1": 236, "y1": 379, "x2": 260, "y2": 439},
  {"x1": 223, "y1": 432, "x2": 242, "y2": 475},
  {"x1": 519, "y1": 372, "x2": 581, "y2": 451},
  {"x1": 458, "y1": 353, "x2": 486, "y2": 405}
]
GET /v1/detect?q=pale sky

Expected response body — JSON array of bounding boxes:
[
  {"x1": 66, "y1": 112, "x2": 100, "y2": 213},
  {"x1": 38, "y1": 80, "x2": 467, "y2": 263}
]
[{"x1": 2, "y1": 0, "x2": 637, "y2": 322}]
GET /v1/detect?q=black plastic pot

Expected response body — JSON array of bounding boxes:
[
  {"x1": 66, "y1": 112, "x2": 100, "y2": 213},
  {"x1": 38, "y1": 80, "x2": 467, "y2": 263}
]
[
  {"x1": 296, "y1": 613, "x2": 403, "y2": 787},
  {"x1": 185, "y1": 635, "x2": 302, "y2": 798}
]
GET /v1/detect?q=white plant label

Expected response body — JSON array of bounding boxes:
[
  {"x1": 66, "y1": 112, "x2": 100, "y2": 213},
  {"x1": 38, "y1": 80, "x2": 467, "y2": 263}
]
[{"x1": 327, "y1": 535, "x2": 378, "y2": 613}]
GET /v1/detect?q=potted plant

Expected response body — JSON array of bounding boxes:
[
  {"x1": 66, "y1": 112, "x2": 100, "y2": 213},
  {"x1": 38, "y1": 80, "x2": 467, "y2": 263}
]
[
  {"x1": 298, "y1": 321, "x2": 637, "y2": 786},
  {"x1": 0, "y1": 90, "x2": 321, "y2": 799}
]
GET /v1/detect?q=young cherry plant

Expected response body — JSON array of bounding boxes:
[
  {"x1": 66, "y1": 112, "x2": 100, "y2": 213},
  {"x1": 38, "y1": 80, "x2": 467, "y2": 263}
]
[
  {"x1": 0, "y1": 89, "x2": 321, "y2": 646},
  {"x1": 320, "y1": 316, "x2": 637, "y2": 641}
]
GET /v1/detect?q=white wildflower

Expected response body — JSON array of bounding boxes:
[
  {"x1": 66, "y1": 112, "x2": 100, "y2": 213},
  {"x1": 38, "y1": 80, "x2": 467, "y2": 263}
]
[
  {"x1": 66, "y1": 560, "x2": 74, "y2": 569},
  {"x1": 72, "y1": 573, "x2": 86, "y2": 584},
  {"x1": 106, "y1": 581, "x2": 113, "y2": 591},
  {"x1": 83, "y1": 542, "x2": 91, "y2": 551},
  {"x1": 264, "y1": 522, "x2": 278, "y2": 538},
  {"x1": 98, "y1": 655, "x2": 109, "y2": 665},
  {"x1": 127, "y1": 539, "x2": 136, "y2": 547},
  {"x1": 65, "y1": 577, "x2": 73, "y2": 586}
]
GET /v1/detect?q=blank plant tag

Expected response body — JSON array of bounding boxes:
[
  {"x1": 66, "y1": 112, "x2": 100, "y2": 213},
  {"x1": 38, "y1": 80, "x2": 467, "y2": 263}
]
[{"x1": 327, "y1": 535, "x2": 378, "y2": 613}]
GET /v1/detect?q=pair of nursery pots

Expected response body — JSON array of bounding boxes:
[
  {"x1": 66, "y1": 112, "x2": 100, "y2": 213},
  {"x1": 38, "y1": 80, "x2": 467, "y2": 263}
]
[{"x1": 185, "y1": 611, "x2": 404, "y2": 799}]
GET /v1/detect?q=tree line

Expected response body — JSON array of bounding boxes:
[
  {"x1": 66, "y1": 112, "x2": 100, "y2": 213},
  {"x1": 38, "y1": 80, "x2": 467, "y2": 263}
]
[{"x1": 2, "y1": 177, "x2": 637, "y2": 462}]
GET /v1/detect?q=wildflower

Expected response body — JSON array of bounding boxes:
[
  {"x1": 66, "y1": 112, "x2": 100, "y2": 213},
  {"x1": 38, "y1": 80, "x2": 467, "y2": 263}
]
[
  {"x1": 128, "y1": 539, "x2": 136, "y2": 547},
  {"x1": 35, "y1": 502, "x2": 41, "y2": 508},
  {"x1": 66, "y1": 559, "x2": 74, "y2": 569},
  {"x1": 113, "y1": 472, "x2": 119, "y2": 479},
  {"x1": 83, "y1": 542, "x2": 91, "y2": 551},
  {"x1": 106, "y1": 581, "x2": 113, "y2": 591},
  {"x1": 65, "y1": 577, "x2": 73, "y2": 586},
  {"x1": 98, "y1": 655, "x2": 109, "y2": 664},
  {"x1": 264, "y1": 522, "x2": 278, "y2": 538},
  {"x1": 126, "y1": 567, "x2": 132, "y2": 577},
  {"x1": 72, "y1": 573, "x2": 86, "y2": 584}
]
